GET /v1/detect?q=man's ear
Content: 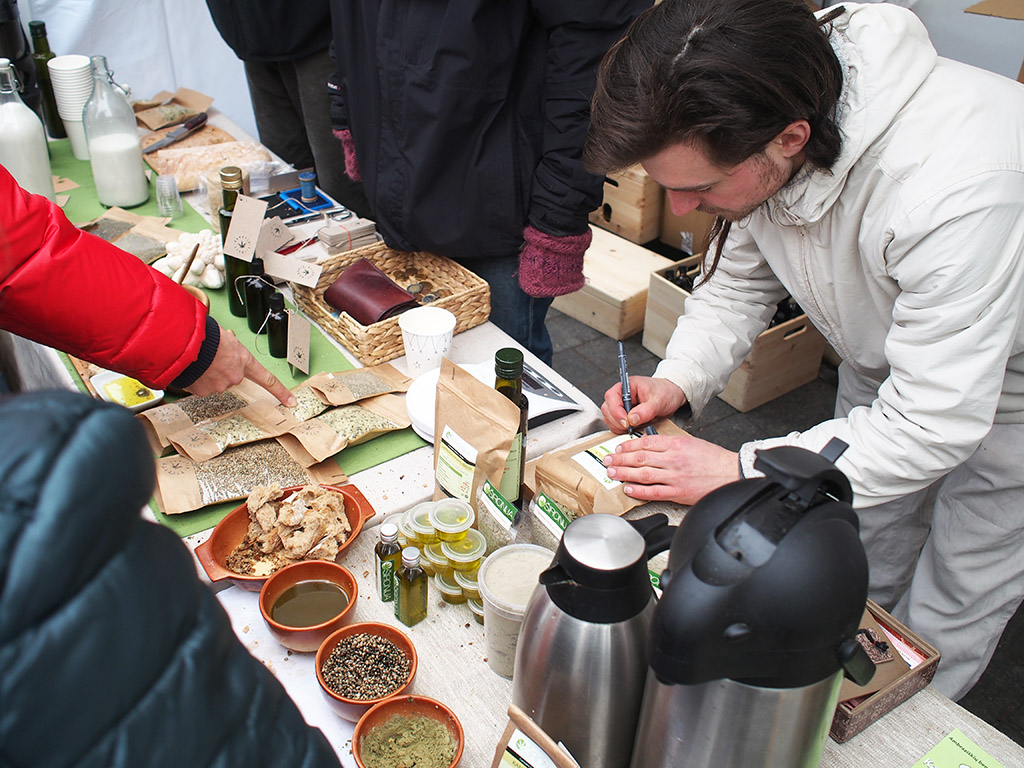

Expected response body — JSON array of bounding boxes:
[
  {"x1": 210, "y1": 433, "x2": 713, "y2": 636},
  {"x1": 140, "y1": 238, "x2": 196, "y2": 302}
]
[{"x1": 776, "y1": 120, "x2": 811, "y2": 158}]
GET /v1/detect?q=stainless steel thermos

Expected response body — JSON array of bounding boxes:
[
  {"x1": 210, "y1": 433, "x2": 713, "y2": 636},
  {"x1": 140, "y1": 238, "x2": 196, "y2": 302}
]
[
  {"x1": 630, "y1": 440, "x2": 875, "y2": 768},
  {"x1": 512, "y1": 513, "x2": 675, "y2": 768}
]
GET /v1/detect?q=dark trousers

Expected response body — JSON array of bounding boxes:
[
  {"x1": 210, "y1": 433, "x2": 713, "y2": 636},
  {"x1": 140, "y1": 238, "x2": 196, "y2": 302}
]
[{"x1": 244, "y1": 50, "x2": 372, "y2": 217}]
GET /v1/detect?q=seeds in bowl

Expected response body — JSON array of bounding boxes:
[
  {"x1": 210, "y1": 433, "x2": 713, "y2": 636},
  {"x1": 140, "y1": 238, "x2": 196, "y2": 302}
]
[{"x1": 321, "y1": 633, "x2": 411, "y2": 700}]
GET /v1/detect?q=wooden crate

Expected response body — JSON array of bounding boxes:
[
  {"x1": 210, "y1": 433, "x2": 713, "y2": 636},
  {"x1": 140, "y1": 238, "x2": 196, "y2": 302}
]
[
  {"x1": 659, "y1": 197, "x2": 716, "y2": 254},
  {"x1": 718, "y1": 314, "x2": 826, "y2": 412},
  {"x1": 643, "y1": 257, "x2": 827, "y2": 412},
  {"x1": 588, "y1": 165, "x2": 663, "y2": 244},
  {"x1": 551, "y1": 225, "x2": 675, "y2": 340}
]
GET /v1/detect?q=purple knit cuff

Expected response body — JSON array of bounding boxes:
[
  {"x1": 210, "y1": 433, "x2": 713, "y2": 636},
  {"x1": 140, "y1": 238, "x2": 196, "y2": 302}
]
[
  {"x1": 517, "y1": 225, "x2": 591, "y2": 298},
  {"x1": 332, "y1": 129, "x2": 361, "y2": 181}
]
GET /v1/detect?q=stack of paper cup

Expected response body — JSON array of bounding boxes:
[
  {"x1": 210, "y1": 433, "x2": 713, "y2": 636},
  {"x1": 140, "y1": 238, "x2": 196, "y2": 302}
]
[{"x1": 47, "y1": 54, "x2": 94, "y2": 160}]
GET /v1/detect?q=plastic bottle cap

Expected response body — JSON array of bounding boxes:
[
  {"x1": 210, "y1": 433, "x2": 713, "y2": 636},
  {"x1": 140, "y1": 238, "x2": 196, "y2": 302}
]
[
  {"x1": 380, "y1": 522, "x2": 399, "y2": 542},
  {"x1": 268, "y1": 292, "x2": 285, "y2": 310},
  {"x1": 402, "y1": 546, "x2": 421, "y2": 567}
]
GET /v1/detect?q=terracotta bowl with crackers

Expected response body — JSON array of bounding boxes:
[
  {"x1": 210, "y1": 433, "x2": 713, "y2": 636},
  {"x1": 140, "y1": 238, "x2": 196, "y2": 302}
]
[{"x1": 195, "y1": 483, "x2": 376, "y2": 591}]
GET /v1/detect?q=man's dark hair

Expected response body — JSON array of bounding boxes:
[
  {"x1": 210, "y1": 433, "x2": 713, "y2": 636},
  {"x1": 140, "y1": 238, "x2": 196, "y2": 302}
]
[{"x1": 584, "y1": 0, "x2": 845, "y2": 277}]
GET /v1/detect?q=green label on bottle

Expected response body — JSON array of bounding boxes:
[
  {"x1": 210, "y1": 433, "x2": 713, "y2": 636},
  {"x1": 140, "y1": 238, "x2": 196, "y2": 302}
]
[
  {"x1": 483, "y1": 479, "x2": 518, "y2": 524},
  {"x1": 536, "y1": 493, "x2": 571, "y2": 531},
  {"x1": 377, "y1": 555, "x2": 396, "y2": 602}
]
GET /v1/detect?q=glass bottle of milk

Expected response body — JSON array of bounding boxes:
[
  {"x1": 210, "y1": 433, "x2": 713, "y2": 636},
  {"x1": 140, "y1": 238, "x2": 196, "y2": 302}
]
[
  {"x1": 0, "y1": 57, "x2": 55, "y2": 201},
  {"x1": 82, "y1": 55, "x2": 148, "y2": 207}
]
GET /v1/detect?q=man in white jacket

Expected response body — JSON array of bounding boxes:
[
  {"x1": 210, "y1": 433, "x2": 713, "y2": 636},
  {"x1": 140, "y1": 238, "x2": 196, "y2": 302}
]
[{"x1": 586, "y1": 0, "x2": 1024, "y2": 700}]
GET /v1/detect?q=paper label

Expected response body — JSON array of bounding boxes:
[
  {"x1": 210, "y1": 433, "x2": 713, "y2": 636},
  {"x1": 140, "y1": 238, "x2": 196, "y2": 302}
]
[
  {"x1": 571, "y1": 433, "x2": 634, "y2": 488},
  {"x1": 912, "y1": 729, "x2": 1006, "y2": 768},
  {"x1": 262, "y1": 251, "x2": 322, "y2": 288},
  {"x1": 498, "y1": 432, "x2": 523, "y2": 502},
  {"x1": 223, "y1": 194, "x2": 268, "y2": 262},
  {"x1": 436, "y1": 425, "x2": 477, "y2": 502},
  {"x1": 535, "y1": 493, "x2": 571, "y2": 531},
  {"x1": 287, "y1": 311, "x2": 311, "y2": 374},
  {"x1": 256, "y1": 216, "x2": 293, "y2": 253}
]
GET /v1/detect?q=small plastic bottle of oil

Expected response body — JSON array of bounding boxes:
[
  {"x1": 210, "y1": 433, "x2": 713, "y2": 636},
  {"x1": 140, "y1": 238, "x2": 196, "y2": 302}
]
[
  {"x1": 375, "y1": 523, "x2": 402, "y2": 602},
  {"x1": 395, "y1": 546, "x2": 428, "y2": 627}
]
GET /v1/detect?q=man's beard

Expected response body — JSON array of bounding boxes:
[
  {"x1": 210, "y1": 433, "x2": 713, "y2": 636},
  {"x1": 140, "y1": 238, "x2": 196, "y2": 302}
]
[{"x1": 698, "y1": 152, "x2": 790, "y2": 221}]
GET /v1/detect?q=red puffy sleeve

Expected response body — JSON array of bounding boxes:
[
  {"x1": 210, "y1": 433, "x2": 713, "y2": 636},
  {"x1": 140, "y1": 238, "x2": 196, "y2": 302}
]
[{"x1": 0, "y1": 164, "x2": 208, "y2": 390}]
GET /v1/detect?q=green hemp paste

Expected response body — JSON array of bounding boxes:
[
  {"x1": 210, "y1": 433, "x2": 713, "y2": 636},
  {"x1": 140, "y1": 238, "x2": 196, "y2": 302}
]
[{"x1": 359, "y1": 712, "x2": 457, "y2": 768}]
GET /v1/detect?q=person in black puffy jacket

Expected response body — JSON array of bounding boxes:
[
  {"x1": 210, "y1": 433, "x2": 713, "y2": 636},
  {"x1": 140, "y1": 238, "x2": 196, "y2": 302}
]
[{"x1": 0, "y1": 390, "x2": 340, "y2": 768}]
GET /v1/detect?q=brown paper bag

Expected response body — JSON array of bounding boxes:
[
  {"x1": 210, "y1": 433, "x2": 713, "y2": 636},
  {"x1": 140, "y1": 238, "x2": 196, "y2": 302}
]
[
  {"x1": 276, "y1": 393, "x2": 411, "y2": 467},
  {"x1": 137, "y1": 379, "x2": 275, "y2": 456},
  {"x1": 153, "y1": 440, "x2": 347, "y2": 515},
  {"x1": 167, "y1": 400, "x2": 300, "y2": 463},
  {"x1": 306, "y1": 364, "x2": 412, "y2": 406},
  {"x1": 529, "y1": 420, "x2": 686, "y2": 518},
  {"x1": 433, "y1": 358, "x2": 520, "y2": 505}
]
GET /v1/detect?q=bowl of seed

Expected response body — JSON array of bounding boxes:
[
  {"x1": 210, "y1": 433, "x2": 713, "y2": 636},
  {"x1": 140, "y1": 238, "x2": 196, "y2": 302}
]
[
  {"x1": 316, "y1": 622, "x2": 418, "y2": 721},
  {"x1": 352, "y1": 695, "x2": 464, "y2": 768}
]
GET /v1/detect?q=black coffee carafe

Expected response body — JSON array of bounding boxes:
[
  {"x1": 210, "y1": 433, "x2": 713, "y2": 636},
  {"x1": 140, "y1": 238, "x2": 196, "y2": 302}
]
[{"x1": 631, "y1": 440, "x2": 875, "y2": 768}]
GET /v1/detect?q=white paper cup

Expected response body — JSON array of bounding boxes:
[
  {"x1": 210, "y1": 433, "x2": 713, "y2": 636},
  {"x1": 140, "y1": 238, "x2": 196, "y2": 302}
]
[
  {"x1": 62, "y1": 118, "x2": 89, "y2": 161},
  {"x1": 398, "y1": 306, "x2": 456, "y2": 376},
  {"x1": 477, "y1": 544, "x2": 554, "y2": 678}
]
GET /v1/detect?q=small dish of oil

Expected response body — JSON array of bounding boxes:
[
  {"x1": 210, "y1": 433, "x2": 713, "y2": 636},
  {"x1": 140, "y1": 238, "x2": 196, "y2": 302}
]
[
  {"x1": 90, "y1": 370, "x2": 164, "y2": 412},
  {"x1": 271, "y1": 579, "x2": 351, "y2": 628}
]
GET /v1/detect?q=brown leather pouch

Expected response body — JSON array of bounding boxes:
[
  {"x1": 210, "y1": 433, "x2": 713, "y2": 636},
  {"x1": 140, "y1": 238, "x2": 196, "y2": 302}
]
[{"x1": 322, "y1": 258, "x2": 419, "y2": 325}]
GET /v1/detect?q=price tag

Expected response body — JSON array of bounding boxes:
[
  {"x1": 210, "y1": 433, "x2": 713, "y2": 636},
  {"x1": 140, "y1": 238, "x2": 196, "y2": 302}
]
[
  {"x1": 262, "y1": 251, "x2": 323, "y2": 288},
  {"x1": 223, "y1": 194, "x2": 268, "y2": 262},
  {"x1": 287, "y1": 311, "x2": 311, "y2": 375},
  {"x1": 256, "y1": 217, "x2": 293, "y2": 254}
]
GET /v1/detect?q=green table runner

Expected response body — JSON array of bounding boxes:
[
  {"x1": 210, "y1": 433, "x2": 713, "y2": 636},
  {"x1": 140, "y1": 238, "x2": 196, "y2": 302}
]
[{"x1": 50, "y1": 139, "x2": 427, "y2": 536}]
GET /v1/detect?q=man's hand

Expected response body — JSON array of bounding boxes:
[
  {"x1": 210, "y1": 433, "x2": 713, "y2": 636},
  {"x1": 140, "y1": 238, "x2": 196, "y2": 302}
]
[
  {"x1": 184, "y1": 331, "x2": 295, "y2": 406},
  {"x1": 602, "y1": 376, "x2": 687, "y2": 434},
  {"x1": 603, "y1": 432, "x2": 740, "y2": 505}
]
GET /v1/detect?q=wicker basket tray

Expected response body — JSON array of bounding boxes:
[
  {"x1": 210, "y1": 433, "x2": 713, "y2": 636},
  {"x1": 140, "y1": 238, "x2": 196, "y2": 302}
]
[{"x1": 292, "y1": 241, "x2": 491, "y2": 365}]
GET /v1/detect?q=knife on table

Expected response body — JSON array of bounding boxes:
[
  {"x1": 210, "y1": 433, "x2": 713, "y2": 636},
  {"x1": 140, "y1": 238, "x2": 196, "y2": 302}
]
[{"x1": 142, "y1": 112, "x2": 209, "y2": 154}]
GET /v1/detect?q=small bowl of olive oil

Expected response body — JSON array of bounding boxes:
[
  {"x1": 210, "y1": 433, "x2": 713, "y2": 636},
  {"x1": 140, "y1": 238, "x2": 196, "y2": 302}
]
[{"x1": 259, "y1": 560, "x2": 358, "y2": 652}]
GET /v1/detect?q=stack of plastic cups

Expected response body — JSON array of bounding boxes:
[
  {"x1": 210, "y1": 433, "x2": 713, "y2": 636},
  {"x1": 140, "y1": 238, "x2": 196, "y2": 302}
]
[{"x1": 47, "y1": 54, "x2": 93, "y2": 160}]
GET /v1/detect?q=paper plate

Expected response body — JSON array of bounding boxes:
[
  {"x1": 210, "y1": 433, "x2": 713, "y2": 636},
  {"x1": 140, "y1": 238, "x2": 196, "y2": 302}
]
[
  {"x1": 405, "y1": 361, "x2": 583, "y2": 442},
  {"x1": 90, "y1": 370, "x2": 164, "y2": 412}
]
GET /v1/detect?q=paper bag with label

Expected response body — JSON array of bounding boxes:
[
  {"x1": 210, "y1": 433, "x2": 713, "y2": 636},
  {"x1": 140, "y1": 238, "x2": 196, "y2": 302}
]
[
  {"x1": 491, "y1": 705, "x2": 580, "y2": 768},
  {"x1": 306, "y1": 364, "x2": 413, "y2": 406},
  {"x1": 433, "y1": 358, "x2": 520, "y2": 505},
  {"x1": 529, "y1": 420, "x2": 685, "y2": 518}
]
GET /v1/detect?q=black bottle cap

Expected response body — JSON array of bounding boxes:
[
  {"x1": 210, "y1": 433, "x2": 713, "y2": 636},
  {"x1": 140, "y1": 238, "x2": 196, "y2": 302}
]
[
  {"x1": 249, "y1": 257, "x2": 265, "y2": 276},
  {"x1": 495, "y1": 347, "x2": 523, "y2": 379},
  {"x1": 268, "y1": 291, "x2": 284, "y2": 310},
  {"x1": 29, "y1": 20, "x2": 46, "y2": 36}
]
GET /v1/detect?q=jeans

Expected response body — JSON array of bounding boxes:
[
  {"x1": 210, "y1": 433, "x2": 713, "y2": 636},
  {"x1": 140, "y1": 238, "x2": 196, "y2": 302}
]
[
  {"x1": 455, "y1": 253, "x2": 554, "y2": 365},
  {"x1": 244, "y1": 51, "x2": 372, "y2": 217}
]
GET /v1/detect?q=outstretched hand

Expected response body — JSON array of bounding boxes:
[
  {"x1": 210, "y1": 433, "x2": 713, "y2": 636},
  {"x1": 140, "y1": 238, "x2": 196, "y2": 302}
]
[{"x1": 185, "y1": 330, "x2": 295, "y2": 406}]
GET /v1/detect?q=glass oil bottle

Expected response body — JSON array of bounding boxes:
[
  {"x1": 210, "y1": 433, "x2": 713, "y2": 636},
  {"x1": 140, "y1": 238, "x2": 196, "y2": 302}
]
[
  {"x1": 395, "y1": 546, "x2": 428, "y2": 627},
  {"x1": 375, "y1": 523, "x2": 402, "y2": 602}
]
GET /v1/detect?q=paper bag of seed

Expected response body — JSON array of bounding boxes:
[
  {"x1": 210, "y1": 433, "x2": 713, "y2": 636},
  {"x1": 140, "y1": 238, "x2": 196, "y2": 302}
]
[
  {"x1": 167, "y1": 400, "x2": 301, "y2": 463},
  {"x1": 137, "y1": 379, "x2": 276, "y2": 456},
  {"x1": 153, "y1": 439, "x2": 348, "y2": 515},
  {"x1": 528, "y1": 420, "x2": 684, "y2": 518},
  {"x1": 276, "y1": 393, "x2": 412, "y2": 467},
  {"x1": 491, "y1": 705, "x2": 581, "y2": 768},
  {"x1": 306, "y1": 364, "x2": 413, "y2": 406},
  {"x1": 433, "y1": 358, "x2": 520, "y2": 507}
]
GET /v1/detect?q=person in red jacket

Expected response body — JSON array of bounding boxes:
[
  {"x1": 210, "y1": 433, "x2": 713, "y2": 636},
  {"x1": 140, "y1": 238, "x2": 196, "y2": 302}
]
[{"x1": 0, "y1": 164, "x2": 294, "y2": 405}]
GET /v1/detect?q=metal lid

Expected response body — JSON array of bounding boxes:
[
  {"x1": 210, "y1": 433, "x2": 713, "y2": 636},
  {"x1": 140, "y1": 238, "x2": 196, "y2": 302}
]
[
  {"x1": 495, "y1": 347, "x2": 524, "y2": 379},
  {"x1": 562, "y1": 514, "x2": 644, "y2": 572},
  {"x1": 219, "y1": 166, "x2": 243, "y2": 188}
]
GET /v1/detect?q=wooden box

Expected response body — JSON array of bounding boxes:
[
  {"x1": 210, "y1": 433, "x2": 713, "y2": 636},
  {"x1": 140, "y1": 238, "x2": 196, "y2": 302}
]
[
  {"x1": 551, "y1": 226, "x2": 675, "y2": 340},
  {"x1": 830, "y1": 600, "x2": 941, "y2": 743},
  {"x1": 659, "y1": 198, "x2": 716, "y2": 255},
  {"x1": 642, "y1": 257, "x2": 827, "y2": 412},
  {"x1": 588, "y1": 165, "x2": 664, "y2": 244}
]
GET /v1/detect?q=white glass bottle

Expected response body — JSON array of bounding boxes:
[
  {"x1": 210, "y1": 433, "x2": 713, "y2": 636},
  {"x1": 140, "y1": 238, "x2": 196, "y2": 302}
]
[
  {"x1": 82, "y1": 55, "x2": 148, "y2": 207},
  {"x1": 0, "y1": 57, "x2": 55, "y2": 201}
]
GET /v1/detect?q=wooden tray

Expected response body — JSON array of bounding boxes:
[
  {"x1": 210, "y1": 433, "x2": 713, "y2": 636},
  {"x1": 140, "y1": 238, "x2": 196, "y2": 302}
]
[{"x1": 141, "y1": 124, "x2": 236, "y2": 177}]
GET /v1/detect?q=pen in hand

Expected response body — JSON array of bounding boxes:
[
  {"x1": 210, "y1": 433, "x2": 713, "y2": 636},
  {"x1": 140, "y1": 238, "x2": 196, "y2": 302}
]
[{"x1": 617, "y1": 341, "x2": 658, "y2": 437}]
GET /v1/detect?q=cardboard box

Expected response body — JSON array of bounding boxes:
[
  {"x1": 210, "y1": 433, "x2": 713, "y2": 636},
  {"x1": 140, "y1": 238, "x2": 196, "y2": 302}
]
[
  {"x1": 589, "y1": 165, "x2": 664, "y2": 244},
  {"x1": 659, "y1": 197, "x2": 716, "y2": 254},
  {"x1": 642, "y1": 257, "x2": 827, "y2": 412},
  {"x1": 830, "y1": 600, "x2": 941, "y2": 743},
  {"x1": 964, "y1": 0, "x2": 1024, "y2": 83},
  {"x1": 551, "y1": 225, "x2": 675, "y2": 340}
]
